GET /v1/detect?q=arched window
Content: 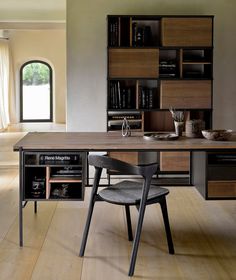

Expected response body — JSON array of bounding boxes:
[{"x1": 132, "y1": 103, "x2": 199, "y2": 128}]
[{"x1": 20, "y1": 60, "x2": 53, "y2": 122}]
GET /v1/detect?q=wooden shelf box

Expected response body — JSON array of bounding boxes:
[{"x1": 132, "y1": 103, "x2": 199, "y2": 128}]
[
  {"x1": 161, "y1": 17, "x2": 213, "y2": 47},
  {"x1": 160, "y1": 80, "x2": 212, "y2": 109}
]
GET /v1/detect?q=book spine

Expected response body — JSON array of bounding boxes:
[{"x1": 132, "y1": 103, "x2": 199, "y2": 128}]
[
  {"x1": 141, "y1": 88, "x2": 146, "y2": 109},
  {"x1": 132, "y1": 22, "x2": 137, "y2": 46},
  {"x1": 149, "y1": 88, "x2": 153, "y2": 109},
  {"x1": 122, "y1": 89, "x2": 126, "y2": 108},
  {"x1": 117, "y1": 81, "x2": 122, "y2": 109}
]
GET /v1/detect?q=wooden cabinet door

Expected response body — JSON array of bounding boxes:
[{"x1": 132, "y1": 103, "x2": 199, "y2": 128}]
[
  {"x1": 161, "y1": 17, "x2": 213, "y2": 47},
  {"x1": 109, "y1": 48, "x2": 159, "y2": 78},
  {"x1": 160, "y1": 80, "x2": 212, "y2": 109},
  {"x1": 160, "y1": 152, "x2": 190, "y2": 172}
]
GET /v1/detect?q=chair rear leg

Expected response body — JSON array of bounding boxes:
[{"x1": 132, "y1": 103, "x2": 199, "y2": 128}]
[
  {"x1": 159, "y1": 197, "x2": 175, "y2": 254},
  {"x1": 125, "y1": 205, "x2": 133, "y2": 241}
]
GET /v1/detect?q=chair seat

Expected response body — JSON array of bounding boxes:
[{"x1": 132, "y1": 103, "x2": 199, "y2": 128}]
[{"x1": 98, "y1": 180, "x2": 169, "y2": 205}]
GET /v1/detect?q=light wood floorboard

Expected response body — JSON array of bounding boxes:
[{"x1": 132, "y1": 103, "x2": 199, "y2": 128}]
[
  {"x1": 0, "y1": 200, "x2": 57, "y2": 280},
  {"x1": 0, "y1": 168, "x2": 19, "y2": 242},
  {"x1": 0, "y1": 169, "x2": 235, "y2": 279},
  {"x1": 31, "y1": 207, "x2": 86, "y2": 280}
]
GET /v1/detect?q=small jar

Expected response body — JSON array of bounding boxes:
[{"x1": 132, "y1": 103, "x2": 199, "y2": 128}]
[{"x1": 185, "y1": 120, "x2": 205, "y2": 138}]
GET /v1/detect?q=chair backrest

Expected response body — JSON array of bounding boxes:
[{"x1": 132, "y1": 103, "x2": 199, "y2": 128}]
[{"x1": 88, "y1": 155, "x2": 158, "y2": 179}]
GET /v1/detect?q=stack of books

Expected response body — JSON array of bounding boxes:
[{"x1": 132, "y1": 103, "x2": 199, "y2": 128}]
[
  {"x1": 139, "y1": 87, "x2": 154, "y2": 109},
  {"x1": 132, "y1": 23, "x2": 152, "y2": 46},
  {"x1": 109, "y1": 81, "x2": 134, "y2": 109},
  {"x1": 159, "y1": 61, "x2": 177, "y2": 78}
]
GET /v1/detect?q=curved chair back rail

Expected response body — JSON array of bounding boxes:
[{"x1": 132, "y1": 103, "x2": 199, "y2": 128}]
[{"x1": 88, "y1": 154, "x2": 158, "y2": 178}]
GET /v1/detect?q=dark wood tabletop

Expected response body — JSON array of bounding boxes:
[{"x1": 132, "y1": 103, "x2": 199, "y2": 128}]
[{"x1": 13, "y1": 132, "x2": 236, "y2": 152}]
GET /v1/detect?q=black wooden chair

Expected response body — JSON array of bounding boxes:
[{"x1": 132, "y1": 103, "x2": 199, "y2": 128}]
[{"x1": 79, "y1": 155, "x2": 174, "y2": 276}]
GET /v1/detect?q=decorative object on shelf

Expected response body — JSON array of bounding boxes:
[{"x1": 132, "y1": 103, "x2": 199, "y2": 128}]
[
  {"x1": 202, "y1": 129, "x2": 233, "y2": 141},
  {"x1": 169, "y1": 108, "x2": 184, "y2": 122},
  {"x1": 185, "y1": 119, "x2": 205, "y2": 138},
  {"x1": 170, "y1": 108, "x2": 184, "y2": 136},
  {"x1": 144, "y1": 132, "x2": 179, "y2": 141},
  {"x1": 122, "y1": 117, "x2": 131, "y2": 137},
  {"x1": 31, "y1": 177, "x2": 45, "y2": 198},
  {"x1": 51, "y1": 184, "x2": 70, "y2": 198}
]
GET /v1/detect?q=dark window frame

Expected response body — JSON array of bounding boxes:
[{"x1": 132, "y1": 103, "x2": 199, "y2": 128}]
[{"x1": 20, "y1": 60, "x2": 53, "y2": 122}]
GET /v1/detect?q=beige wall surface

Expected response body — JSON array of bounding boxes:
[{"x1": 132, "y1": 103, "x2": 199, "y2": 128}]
[
  {"x1": 10, "y1": 29, "x2": 66, "y2": 123},
  {"x1": 67, "y1": 0, "x2": 236, "y2": 132},
  {"x1": 0, "y1": 0, "x2": 65, "y2": 21}
]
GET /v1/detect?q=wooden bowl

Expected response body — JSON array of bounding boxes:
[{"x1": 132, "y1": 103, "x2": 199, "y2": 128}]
[{"x1": 201, "y1": 129, "x2": 233, "y2": 141}]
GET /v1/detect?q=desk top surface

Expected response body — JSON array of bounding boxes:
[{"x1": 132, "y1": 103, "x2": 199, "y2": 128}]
[{"x1": 13, "y1": 132, "x2": 236, "y2": 151}]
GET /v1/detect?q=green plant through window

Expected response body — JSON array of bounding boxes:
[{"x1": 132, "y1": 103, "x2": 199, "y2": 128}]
[{"x1": 23, "y1": 63, "x2": 50, "y2": 85}]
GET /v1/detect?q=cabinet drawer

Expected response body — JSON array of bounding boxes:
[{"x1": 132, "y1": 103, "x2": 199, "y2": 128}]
[
  {"x1": 109, "y1": 48, "x2": 159, "y2": 78},
  {"x1": 208, "y1": 181, "x2": 236, "y2": 198},
  {"x1": 160, "y1": 152, "x2": 190, "y2": 172},
  {"x1": 108, "y1": 152, "x2": 139, "y2": 175},
  {"x1": 161, "y1": 17, "x2": 213, "y2": 47},
  {"x1": 108, "y1": 152, "x2": 139, "y2": 165},
  {"x1": 160, "y1": 80, "x2": 211, "y2": 109},
  {"x1": 208, "y1": 166, "x2": 236, "y2": 180}
]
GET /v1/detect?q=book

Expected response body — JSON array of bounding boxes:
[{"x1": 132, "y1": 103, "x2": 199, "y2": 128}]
[
  {"x1": 39, "y1": 154, "x2": 80, "y2": 165},
  {"x1": 132, "y1": 23, "x2": 137, "y2": 46}
]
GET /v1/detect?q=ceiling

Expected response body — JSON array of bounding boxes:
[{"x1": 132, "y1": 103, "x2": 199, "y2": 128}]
[{"x1": 0, "y1": 0, "x2": 66, "y2": 23}]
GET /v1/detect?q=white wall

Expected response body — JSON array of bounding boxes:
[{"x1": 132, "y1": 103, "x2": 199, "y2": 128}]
[
  {"x1": 67, "y1": 0, "x2": 236, "y2": 132},
  {"x1": 10, "y1": 29, "x2": 66, "y2": 123}
]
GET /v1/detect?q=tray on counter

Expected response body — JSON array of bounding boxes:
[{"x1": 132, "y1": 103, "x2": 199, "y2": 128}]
[{"x1": 143, "y1": 132, "x2": 179, "y2": 141}]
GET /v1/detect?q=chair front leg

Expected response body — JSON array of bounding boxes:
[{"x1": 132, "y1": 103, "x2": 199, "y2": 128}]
[
  {"x1": 159, "y1": 197, "x2": 175, "y2": 254},
  {"x1": 128, "y1": 179, "x2": 151, "y2": 276},
  {"x1": 79, "y1": 167, "x2": 102, "y2": 257}
]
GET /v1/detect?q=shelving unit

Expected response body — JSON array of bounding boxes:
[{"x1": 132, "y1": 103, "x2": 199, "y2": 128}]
[
  {"x1": 107, "y1": 15, "x2": 214, "y2": 180},
  {"x1": 23, "y1": 151, "x2": 86, "y2": 201}
]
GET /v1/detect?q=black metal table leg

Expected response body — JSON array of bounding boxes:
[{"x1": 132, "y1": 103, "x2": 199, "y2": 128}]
[
  {"x1": 19, "y1": 148, "x2": 24, "y2": 247},
  {"x1": 34, "y1": 201, "x2": 37, "y2": 213}
]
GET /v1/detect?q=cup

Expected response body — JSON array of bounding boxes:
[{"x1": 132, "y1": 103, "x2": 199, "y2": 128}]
[{"x1": 174, "y1": 121, "x2": 184, "y2": 136}]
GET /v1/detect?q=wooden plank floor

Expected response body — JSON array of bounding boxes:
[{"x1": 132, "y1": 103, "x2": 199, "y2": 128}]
[{"x1": 0, "y1": 167, "x2": 235, "y2": 280}]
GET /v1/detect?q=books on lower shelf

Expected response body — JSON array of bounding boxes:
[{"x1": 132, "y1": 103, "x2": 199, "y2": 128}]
[
  {"x1": 50, "y1": 166, "x2": 82, "y2": 177},
  {"x1": 138, "y1": 87, "x2": 154, "y2": 109},
  {"x1": 108, "y1": 111, "x2": 142, "y2": 131},
  {"x1": 159, "y1": 60, "x2": 177, "y2": 78},
  {"x1": 108, "y1": 119, "x2": 142, "y2": 130},
  {"x1": 109, "y1": 81, "x2": 135, "y2": 109}
]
